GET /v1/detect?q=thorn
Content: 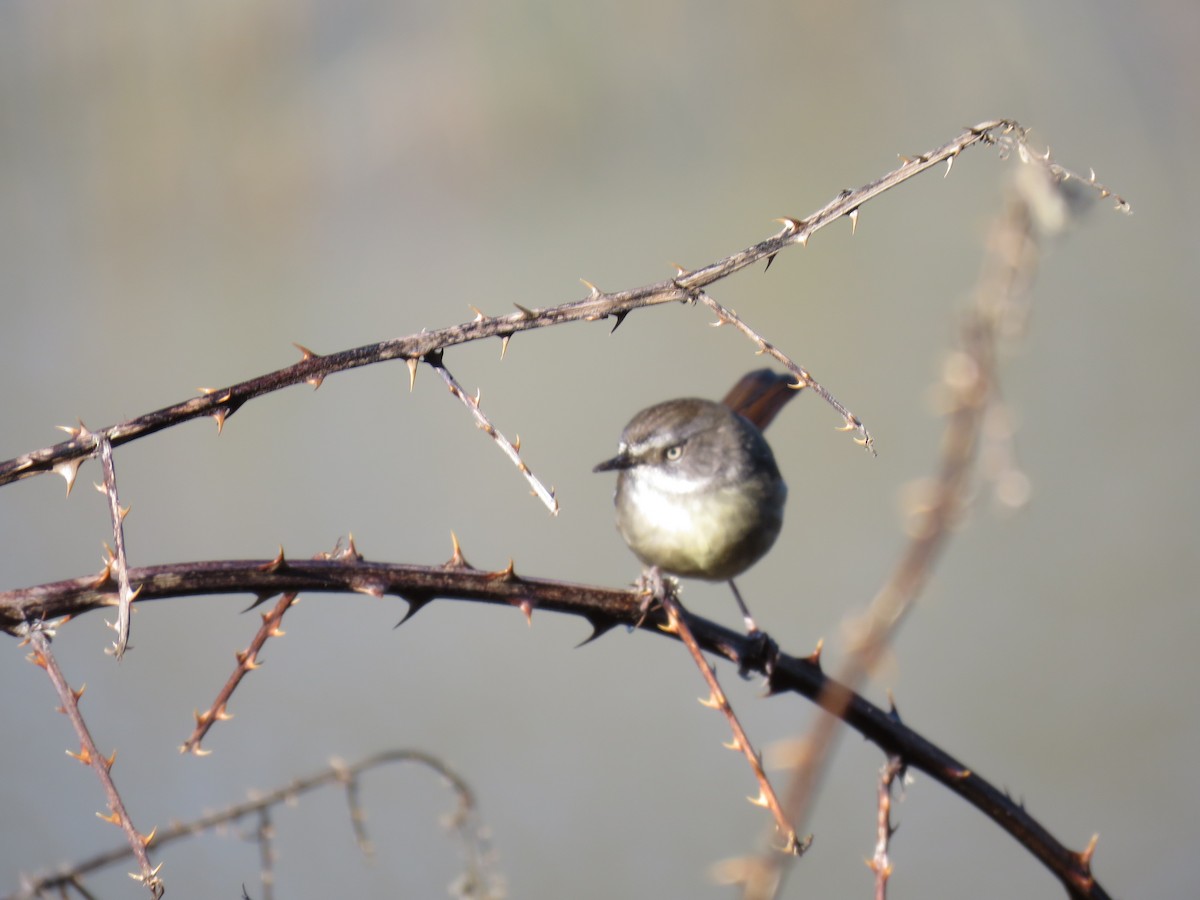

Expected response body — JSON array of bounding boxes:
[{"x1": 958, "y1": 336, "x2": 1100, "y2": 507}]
[
  {"x1": 670, "y1": 262, "x2": 688, "y2": 278},
  {"x1": 806, "y1": 638, "x2": 824, "y2": 668},
  {"x1": 468, "y1": 304, "x2": 486, "y2": 322},
  {"x1": 499, "y1": 334, "x2": 511, "y2": 360},
  {"x1": 259, "y1": 546, "x2": 287, "y2": 574},
  {"x1": 1078, "y1": 833, "x2": 1099, "y2": 868},
  {"x1": 142, "y1": 827, "x2": 158, "y2": 847},
  {"x1": 406, "y1": 357, "x2": 418, "y2": 392},
  {"x1": 488, "y1": 559, "x2": 518, "y2": 582},
  {"x1": 575, "y1": 617, "x2": 618, "y2": 647},
  {"x1": 848, "y1": 208, "x2": 860, "y2": 235},
  {"x1": 774, "y1": 216, "x2": 802, "y2": 235},
  {"x1": 764, "y1": 252, "x2": 777, "y2": 272},
  {"x1": 242, "y1": 592, "x2": 278, "y2": 612},
  {"x1": 352, "y1": 581, "x2": 386, "y2": 599},
  {"x1": 797, "y1": 231, "x2": 809, "y2": 248},
  {"x1": 446, "y1": 531, "x2": 471, "y2": 569},
  {"x1": 609, "y1": 310, "x2": 628, "y2": 334},
  {"x1": 97, "y1": 809, "x2": 122, "y2": 826},
  {"x1": 53, "y1": 458, "x2": 84, "y2": 497},
  {"x1": 212, "y1": 407, "x2": 228, "y2": 434},
  {"x1": 698, "y1": 692, "x2": 721, "y2": 710},
  {"x1": 513, "y1": 303, "x2": 535, "y2": 319},
  {"x1": 747, "y1": 791, "x2": 770, "y2": 809},
  {"x1": 723, "y1": 737, "x2": 743, "y2": 751},
  {"x1": 944, "y1": 152, "x2": 956, "y2": 178},
  {"x1": 513, "y1": 434, "x2": 521, "y2": 453},
  {"x1": 118, "y1": 503, "x2": 131, "y2": 521},
  {"x1": 393, "y1": 594, "x2": 432, "y2": 628},
  {"x1": 515, "y1": 598, "x2": 534, "y2": 625},
  {"x1": 294, "y1": 342, "x2": 317, "y2": 361},
  {"x1": 580, "y1": 278, "x2": 601, "y2": 299}
]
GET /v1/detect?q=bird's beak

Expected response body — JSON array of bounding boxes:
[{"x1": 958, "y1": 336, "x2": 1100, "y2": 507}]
[{"x1": 593, "y1": 449, "x2": 635, "y2": 473}]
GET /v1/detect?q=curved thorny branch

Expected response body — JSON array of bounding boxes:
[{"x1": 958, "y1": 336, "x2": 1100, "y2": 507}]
[
  {"x1": 1, "y1": 120, "x2": 1126, "y2": 500},
  {"x1": 1, "y1": 553, "x2": 1110, "y2": 900}
]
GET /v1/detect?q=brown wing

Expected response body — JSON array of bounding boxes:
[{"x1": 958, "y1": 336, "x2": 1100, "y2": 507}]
[{"x1": 720, "y1": 368, "x2": 800, "y2": 430}]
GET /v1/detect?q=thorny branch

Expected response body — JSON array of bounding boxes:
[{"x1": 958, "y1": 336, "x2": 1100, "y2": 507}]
[
  {"x1": 18, "y1": 624, "x2": 163, "y2": 898},
  {"x1": 95, "y1": 436, "x2": 138, "y2": 659},
  {"x1": 735, "y1": 144, "x2": 1122, "y2": 900},
  {"x1": 0, "y1": 121, "x2": 1119, "y2": 502},
  {"x1": 7, "y1": 750, "x2": 499, "y2": 900},
  {"x1": 0, "y1": 553, "x2": 1112, "y2": 900},
  {"x1": 653, "y1": 573, "x2": 807, "y2": 855},
  {"x1": 869, "y1": 755, "x2": 906, "y2": 900}
]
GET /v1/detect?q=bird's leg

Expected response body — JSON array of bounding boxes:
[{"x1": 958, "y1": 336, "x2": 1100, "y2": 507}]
[
  {"x1": 634, "y1": 566, "x2": 680, "y2": 628},
  {"x1": 728, "y1": 579, "x2": 778, "y2": 676}
]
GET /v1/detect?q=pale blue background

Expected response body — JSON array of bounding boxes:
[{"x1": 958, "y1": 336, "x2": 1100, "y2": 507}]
[{"x1": 0, "y1": 3, "x2": 1193, "y2": 898}]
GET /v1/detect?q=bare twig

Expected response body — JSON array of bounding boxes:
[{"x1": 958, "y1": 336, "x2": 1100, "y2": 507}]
[
  {"x1": 695, "y1": 290, "x2": 874, "y2": 454},
  {"x1": 6, "y1": 750, "x2": 499, "y2": 900},
  {"x1": 650, "y1": 572, "x2": 806, "y2": 855},
  {"x1": 868, "y1": 756, "x2": 905, "y2": 900},
  {"x1": 179, "y1": 588, "x2": 298, "y2": 756},
  {"x1": 95, "y1": 436, "x2": 139, "y2": 659},
  {"x1": 18, "y1": 623, "x2": 163, "y2": 898},
  {"x1": 180, "y1": 540, "x2": 363, "y2": 756},
  {"x1": 425, "y1": 351, "x2": 559, "y2": 514}
]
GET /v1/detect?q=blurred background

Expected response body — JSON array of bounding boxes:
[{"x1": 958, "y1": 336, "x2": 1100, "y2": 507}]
[{"x1": 0, "y1": 2, "x2": 1194, "y2": 898}]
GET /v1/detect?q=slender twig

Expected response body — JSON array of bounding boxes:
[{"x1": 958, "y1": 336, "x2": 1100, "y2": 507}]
[
  {"x1": 651, "y1": 573, "x2": 805, "y2": 855},
  {"x1": 868, "y1": 756, "x2": 905, "y2": 900},
  {"x1": 255, "y1": 808, "x2": 275, "y2": 900},
  {"x1": 18, "y1": 623, "x2": 163, "y2": 898},
  {"x1": 94, "y1": 436, "x2": 139, "y2": 659},
  {"x1": 6, "y1": 750, "x2": 496, "y2": 900},
  {"x1": 0, "y1": 121, "x2": 1057, "y2": 500},
  {"x1": 695, "y1": 290, "x2": 874, "y2": 453},
  {"x1": 1, "y1": 555, "x2": 1110, "y2": 900},
  {"x1": 425, "y1": 351, "x2": 559, "y2": 514},
  {"x1": 178, "y1": 588, "x2": 298, "y2": 756},
  {"x1": 180, "y1": 540, "x2": 361, "y2": 755}
]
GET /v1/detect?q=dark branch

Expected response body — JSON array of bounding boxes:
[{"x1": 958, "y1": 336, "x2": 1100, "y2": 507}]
[{"x1": 1, "y1": 556, "x2": 1107, "y2": 899}]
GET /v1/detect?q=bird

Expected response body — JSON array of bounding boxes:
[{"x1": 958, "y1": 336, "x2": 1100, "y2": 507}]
[{"x1": 593, "y1": 369, "x2": 798, "y2": 633}]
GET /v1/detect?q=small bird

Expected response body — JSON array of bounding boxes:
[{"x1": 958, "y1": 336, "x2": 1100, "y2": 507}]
[{"x1": 594, "y1": 369, "x2": 798, "y2": 632}]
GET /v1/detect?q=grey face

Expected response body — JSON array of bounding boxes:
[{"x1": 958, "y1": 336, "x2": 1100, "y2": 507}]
[{"x1": 594, "y1": 398, "x2": 786, "y2": 580}]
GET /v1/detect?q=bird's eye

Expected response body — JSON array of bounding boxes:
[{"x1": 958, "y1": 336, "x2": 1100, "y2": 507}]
[{"x1": 664, "y1": 444, "x2": 684, "y2": 461}]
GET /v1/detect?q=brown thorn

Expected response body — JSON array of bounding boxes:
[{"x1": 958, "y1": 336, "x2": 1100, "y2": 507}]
[
  {"x1": 259, "y1": 547, "x2": 287, "y2": 574},
  {"x1": 446, "y1": 531, "x2": 471, "y2": 569},
  {"x1": 488, "y1": 559, "x2": 518, "y2": 582}
]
